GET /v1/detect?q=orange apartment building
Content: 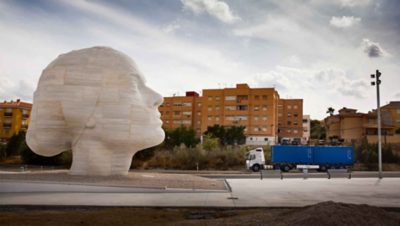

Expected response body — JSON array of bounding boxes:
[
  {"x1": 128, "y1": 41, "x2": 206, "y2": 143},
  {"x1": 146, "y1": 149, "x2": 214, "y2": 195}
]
[
  {"x1": 159, "y1": 84, "x2": 304, "y2": 145},
  {"x1": 277, "y1": 99, "x2": 304, "y2": 143},
  {"x1": 159, "y1": 91, "x2": 203, "y2": 137},
  {"x1": 201, "y1": 84, "x2": 280, "y2": 145},
  {"x1": 0, "y1": 99, "x2": 32, "y2": 142}
]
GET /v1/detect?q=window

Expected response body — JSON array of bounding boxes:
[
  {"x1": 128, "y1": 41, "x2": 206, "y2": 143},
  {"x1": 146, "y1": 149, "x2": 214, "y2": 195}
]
[
  {"x1": 182, "y1": 111, "x2": 192, "y2": 116},
  {"x1": 197, "y1": 112, "x2": 201, "y2": 116},
  {"x1": 197, "y1": 103, "x2": 202, "y2": 107},
  {"x1": 237, "y1": 95, "x2": 248, "y2": 102},
  {"x1": 262, "y1": 95, "x2": 268, "y2": 100},
  {"x1": 254, "y1": 116, "x2": 259, "y2": 121},
  {"x1": 208, "y1": 116, "x2": 213, "y2": 121},
  {"x1": 293, "y1": 129, "x2": 298, "y2": 134},
  {"x1": 262, "y1": 127, "x2": 267, "y2": 131},
  {"x1": 287, "y1": 129, "x2": 292, "y2": 133},
  {"x1": 294, "y1": 113, "x2": 298, "y2": 117},
  {"x1": 287, "y1": 121, "x2": 292, "y2": 125},
  {"x1": 255, "y1": 95, "x2": 260, "y2": 100},
  {"x1": 294, "y1": 105, "x2": 298, "y2": 109},
  {"x1": 215, "y1": 96, "x2": 220, "y2": 101},
  {"x1": 215, "y1": 106, "x2": 220, "y2": 111},
  {"x1": 278, "y1": 113, "x2": 283, "y2": 117},
  {"x1": 294, "y1": 122, "x2": 298, "y2": 126},
  {"x1": 182, "y1": 102, "x2": 192, "y2": 107},
  {"x1": 254, "y1": 127, "x2": 261, "y2": 132},
  {"x1": 262, "y1": 116, "x2": 267, "y2": 121},
  {"x1": 208, "y1": 106, "x2": 212, "y2": 111},
  {"x1": 225, "y1": 106, "x2": 235, "y2": 111},
  {"x1": 166, "y1": 120, "x2": 170, "y2": 123},
  {"x1": 173, "y1": 102, "x2": 183, "y2": 106},
  {"x1": 208, "y1": 96, "x2": 213, "y2": 101},
  {"x1": 262, "y1": 105, "x2": 267, "y2": 111},
  {"x1": 225, "y1": 95, "x2": 236, "y2": 101},
  {"x1": 287, "y1": 113, "x2": 292, "y2": 117},
  {"x1": 174, "y1": 111, "x2": 180, "y2": 115},
  {"x1": 278, "y1": 105, "x2": 283, "y2": 109},
  {"x1": 264, "y1": 138, "x2": 268, "y2": 141},
  {"x1": 216, "y1": 116, "x2": 220, "y2": 121},
  {"x1": 254, "y1": 105, "x2": 260, "y2": 111},
  {"x1": 302, "y1": 119, "x2": 308, "y2": 123},
  {"x1": 237, "y1": 105, "x2": 248, "y2": 110},
  {"x1": 182, "y1": 120, "x2": 191, "y2": 125},
  {"x1": 287, "y1": 105, "x2": 292, "y2": 109}
]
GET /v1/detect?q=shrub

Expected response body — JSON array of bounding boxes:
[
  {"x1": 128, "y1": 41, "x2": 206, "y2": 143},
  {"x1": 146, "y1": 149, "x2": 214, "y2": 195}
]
[
  {"x1": 5, "y1": 132, "x2": 26, "y2": 157},
  {"x1": 19, "y1": 141, "x2": 72, "y2": 166}
]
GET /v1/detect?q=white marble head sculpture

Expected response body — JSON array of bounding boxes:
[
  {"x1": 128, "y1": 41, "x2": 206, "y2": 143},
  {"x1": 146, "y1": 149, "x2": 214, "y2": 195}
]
[{"x1": 26, "y1": 46, "x2": 165, "y2": 176}]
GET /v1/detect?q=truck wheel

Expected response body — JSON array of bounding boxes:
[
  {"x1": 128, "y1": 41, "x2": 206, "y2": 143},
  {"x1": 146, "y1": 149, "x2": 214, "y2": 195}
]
[
  {"x1": 252, "y1": 164, "x2": 261, "y2": 172},
  {"x1": 319, "y1": 165, "x2": 327, "y2": 172},
  {"x1": 280, "y1": 165, "x2": 290, "y2": 172}
]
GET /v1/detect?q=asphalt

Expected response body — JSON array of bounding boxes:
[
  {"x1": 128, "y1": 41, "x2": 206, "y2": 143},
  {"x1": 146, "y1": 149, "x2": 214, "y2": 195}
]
[{"x1": 1, "y1": 177, "x2": 399, "y2": 208}]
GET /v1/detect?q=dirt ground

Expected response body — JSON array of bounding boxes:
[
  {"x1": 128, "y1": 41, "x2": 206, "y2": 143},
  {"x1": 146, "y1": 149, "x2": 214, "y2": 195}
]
[
  {"x1": 0, "y1": 202, "x2": 399, "y2": 226},
  {"x1": 0, "y1": 170, "x2": 227, "y2": 190}
]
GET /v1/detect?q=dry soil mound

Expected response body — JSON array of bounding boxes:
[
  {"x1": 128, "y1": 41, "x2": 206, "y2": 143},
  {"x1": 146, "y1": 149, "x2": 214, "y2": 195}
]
[{"x1": 271, "y1": 201, "x2": 400, "y2": 226}]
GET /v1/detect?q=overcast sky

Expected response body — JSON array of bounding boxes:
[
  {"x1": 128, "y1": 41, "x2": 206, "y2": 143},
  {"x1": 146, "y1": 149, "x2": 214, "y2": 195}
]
[{"x1": 0, "y1": 0, "x2": 399, "y2": 119}]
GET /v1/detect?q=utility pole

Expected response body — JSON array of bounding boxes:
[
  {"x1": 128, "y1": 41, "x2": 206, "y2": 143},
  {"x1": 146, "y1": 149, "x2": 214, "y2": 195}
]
[{"x1": 370, "y1": 70, "x2": 382, "y2": 179}]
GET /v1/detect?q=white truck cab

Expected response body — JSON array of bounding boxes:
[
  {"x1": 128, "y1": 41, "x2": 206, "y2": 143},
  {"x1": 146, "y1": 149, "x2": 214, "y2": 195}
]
[{"x1": 246, "y1": 147, "x2": 265, "y2": 172}]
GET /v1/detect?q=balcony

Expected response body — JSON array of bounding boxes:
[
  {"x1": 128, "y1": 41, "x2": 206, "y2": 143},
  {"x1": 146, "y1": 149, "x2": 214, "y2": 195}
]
[{"x1": 4, "y1": 112, "x2": 13, "y2": 117}]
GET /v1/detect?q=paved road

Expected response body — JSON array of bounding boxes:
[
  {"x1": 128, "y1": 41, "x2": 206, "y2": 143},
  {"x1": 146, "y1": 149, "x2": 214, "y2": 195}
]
[{"x1": 1, "y1": 178, "x2": 399, "y2": 208}]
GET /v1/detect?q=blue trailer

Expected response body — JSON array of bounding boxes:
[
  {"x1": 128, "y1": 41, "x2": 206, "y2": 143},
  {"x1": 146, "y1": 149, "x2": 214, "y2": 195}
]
[{"x1": 272, "y1": 145, "x2": 354, "y2": 172}]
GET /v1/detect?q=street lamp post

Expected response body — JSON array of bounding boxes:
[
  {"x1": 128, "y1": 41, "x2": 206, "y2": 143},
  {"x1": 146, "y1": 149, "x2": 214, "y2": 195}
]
[{"x1": 370, "y1": 70, "x2": 382, "y2": 179}]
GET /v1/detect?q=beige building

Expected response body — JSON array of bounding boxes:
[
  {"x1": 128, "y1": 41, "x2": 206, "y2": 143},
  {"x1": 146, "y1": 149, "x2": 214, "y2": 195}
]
[
  {"x1": 324, "y1": 107, "x2": 399, "y2": 144},
  {"x1": 0, "y1": 99, "x2": 32, "y2": 142},
  {"x1": 159, "y1": 83, "x2": 304, "y2": 145},
  {"x1": 302, "y1": 115, "x2": 310, "y2": 144}
]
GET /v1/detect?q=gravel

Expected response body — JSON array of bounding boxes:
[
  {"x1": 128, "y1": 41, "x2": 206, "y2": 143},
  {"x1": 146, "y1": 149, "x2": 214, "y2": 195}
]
[{"x1": 0, "y1": 170, "x2": 227, "y2": 190}]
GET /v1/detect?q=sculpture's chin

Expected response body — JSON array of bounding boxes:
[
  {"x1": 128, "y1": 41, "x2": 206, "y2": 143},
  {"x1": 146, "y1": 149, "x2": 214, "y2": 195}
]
[{"x1": 137, "y1": 128, "x2": 165, "y2": 151}]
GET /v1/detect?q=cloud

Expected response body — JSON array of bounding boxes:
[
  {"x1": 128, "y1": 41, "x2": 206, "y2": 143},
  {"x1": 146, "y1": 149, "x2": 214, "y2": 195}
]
[
  {"x1": 330, "y1": 16, "x2": 361, "y2": 28},
  {"x1": 361, "y1": 38, "x2": 388, "y2": 57},
  {"x1": 339, "y1": 0, "x2": 373, "y2": 7},
  {"x1": 254, "y1": 66, "x2": 368, "y2": 99},
  {"x1": 162, "y1": 22, "x2": 181, "y2": 33},
  {"x1": 181, "y1": 0, "x2": 240, "y2": 24},
  {"x1": 0, "y1": 77, "x2": 35, "y2": 102},
  {"x1": 395, "y1": 92, "x2": 400, "y2": 99}
]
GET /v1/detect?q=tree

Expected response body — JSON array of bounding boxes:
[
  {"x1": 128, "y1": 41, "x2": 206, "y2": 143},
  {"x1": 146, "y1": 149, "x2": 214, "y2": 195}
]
[
  {"x1": 5, "y1": 131, "x2": 26, "y2": 157},
  {"x1": 164, "y1": 126, "x2": 200, "y2": 148},
  {"x1": 225, "y1": 126, "x2": 246, "y2": 145},
  {"x1": 204, "y1": 125, "x2": 246, "y2": 145},
  {"x1": 326, "y1": 107, "x2": 335, "y2": 116},
  {"x1": 202, "y1": 134, "x2": 220, "y2": 151},
  {"x1": 310, "y1": 120, "x2": 326, "y2": 139}
]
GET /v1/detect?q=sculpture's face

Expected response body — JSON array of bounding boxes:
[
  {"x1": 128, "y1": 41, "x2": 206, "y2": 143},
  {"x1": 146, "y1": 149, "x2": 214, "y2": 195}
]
[
  {"x1": 95, "y1": 70, "x2": 165, "y2": 151},
  {"x1": 27, "y1": 47, "x2": 165, "y2": 156}
]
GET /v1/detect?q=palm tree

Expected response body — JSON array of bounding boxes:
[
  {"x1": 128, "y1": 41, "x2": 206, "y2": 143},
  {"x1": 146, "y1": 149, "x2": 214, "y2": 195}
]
[{"x1": 326, "y1": 107, "x2": 335, "y2": 116}]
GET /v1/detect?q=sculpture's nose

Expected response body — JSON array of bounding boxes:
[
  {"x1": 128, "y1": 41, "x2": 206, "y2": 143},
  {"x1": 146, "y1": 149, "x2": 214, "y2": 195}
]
[{"x1": 146, "y1": 87, "x2": 163, "y2": 108}]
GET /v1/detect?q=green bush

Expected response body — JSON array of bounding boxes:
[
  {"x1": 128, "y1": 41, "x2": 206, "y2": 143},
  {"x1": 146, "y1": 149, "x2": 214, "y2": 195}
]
[
  {"x1": 5, "y1": 132, "x2": 26, "y2": 157},
  {"x1": 19, "y1": 141, "x2": 72, "y2": 166},
  {"x1": 0, "y1": 143, "x2": 6, "y2": 160}
]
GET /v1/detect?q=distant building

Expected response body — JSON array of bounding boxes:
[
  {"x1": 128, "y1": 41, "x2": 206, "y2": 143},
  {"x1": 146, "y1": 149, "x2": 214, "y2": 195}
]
[
  {"x1": 202, "y1": 83, "x2": 280, "y2": 145},
  {"x1": 159, "y1": 83, "x2": 305, "y2": 145},
  {"x1": 159, "y1": 91, "x2": 203, "y2": 137},
  {"x1": 381, "y1": 101, "x2": 400, "y2": 132},
  {"x1": 277, "y1": 99, "x2": 304, "y2": 143},
  {"x1": 324, "y1": 107, "x2": 399, "y2": 144},
  {"x1": 0, "y1": 99, "x2": 32, "y2": 142},
  {"x1": 302, "y1": 115, "x2": 310, "y2": 144}
]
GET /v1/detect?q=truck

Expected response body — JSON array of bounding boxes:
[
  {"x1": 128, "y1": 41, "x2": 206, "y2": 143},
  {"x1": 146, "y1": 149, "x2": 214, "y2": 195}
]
[{"x1": 246, "y1": 145, "x2": 354, "y2": 172}]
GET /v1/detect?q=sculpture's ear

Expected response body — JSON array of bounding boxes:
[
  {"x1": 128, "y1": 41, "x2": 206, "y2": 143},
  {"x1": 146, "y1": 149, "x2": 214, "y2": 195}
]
[{"x1": 85, "y1": 117, "x2": 96, "y2": 129}]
